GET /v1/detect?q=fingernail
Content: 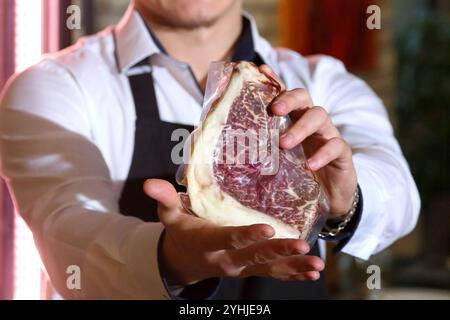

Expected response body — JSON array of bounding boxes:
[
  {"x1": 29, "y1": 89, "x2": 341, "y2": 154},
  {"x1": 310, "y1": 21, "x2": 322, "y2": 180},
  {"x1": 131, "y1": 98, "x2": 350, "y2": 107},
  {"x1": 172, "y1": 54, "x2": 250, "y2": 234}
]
[
  {"x1": 273, "y1": 102, "x2": 286, "y2": 113},
  {"x1": 310, "y1": 272, "x2": 320, "y2": 280},
  {"x1": 293, "y1": 242, "x2": 309, "y2": 254},
  {"x1": 307, "y1": 159, "x2": 318, "y2": 171},
  {"x1": 315, "y1": 261, "x2": 325, "y2": 271},
  {"x1": 303, "y1": 244, "x2": 311, "y2": 253},
  {"x1": 294, "y1": 246, "x2": 307, "y2": 255},
  {"x1": 261, "y1": 228, "x2": 274, "y2": 238},
  {"x1": 280, "y1": 133, "x2": 294, "y2": 148}
]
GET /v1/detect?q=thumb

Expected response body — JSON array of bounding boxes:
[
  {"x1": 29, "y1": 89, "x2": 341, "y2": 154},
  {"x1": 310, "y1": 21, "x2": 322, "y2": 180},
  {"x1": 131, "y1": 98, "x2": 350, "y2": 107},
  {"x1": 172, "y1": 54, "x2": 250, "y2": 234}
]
[{"x1": 144, "y1": 179, "x2": 182, "y2": 224}]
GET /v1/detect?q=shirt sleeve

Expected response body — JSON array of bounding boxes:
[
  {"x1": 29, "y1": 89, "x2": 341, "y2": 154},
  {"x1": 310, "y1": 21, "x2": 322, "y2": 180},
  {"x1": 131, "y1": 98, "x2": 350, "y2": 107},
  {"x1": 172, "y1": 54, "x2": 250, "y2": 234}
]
[
  {"x1": 308, "y1": 55, "x2": 421, "y2": 260},
  {"x1": 0, "y1": 60, "x2": 173, "y2": 299}
]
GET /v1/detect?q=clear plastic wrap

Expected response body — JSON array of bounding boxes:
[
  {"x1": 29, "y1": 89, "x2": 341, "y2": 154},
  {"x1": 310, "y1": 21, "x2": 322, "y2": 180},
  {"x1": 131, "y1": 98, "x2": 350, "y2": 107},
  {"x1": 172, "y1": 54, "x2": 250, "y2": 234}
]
[{"x1": 176, "y1": 61, "x2": 329, "y2": 245}]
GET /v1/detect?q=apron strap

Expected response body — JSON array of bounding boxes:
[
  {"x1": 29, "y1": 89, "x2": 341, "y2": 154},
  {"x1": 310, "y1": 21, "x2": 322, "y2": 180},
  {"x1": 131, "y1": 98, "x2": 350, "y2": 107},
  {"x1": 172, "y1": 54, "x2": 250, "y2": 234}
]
[{"x1": 119, "y1": 70, "x2": 161, "y2": 221}]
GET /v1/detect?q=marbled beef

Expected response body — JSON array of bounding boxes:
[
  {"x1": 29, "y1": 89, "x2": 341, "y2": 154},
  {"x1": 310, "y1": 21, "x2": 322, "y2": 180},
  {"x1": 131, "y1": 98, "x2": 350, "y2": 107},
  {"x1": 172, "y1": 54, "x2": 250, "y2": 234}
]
[{"x1": 183, "y1": 61, "x2": 328, "y2": 240}]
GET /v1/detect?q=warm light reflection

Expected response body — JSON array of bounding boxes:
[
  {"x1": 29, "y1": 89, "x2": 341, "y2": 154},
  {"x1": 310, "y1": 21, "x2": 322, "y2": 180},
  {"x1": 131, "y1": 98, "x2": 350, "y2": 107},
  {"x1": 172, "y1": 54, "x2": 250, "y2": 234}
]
[
  {"x1": 13, "y1": 215, "x2": 42, "y2": 300},
  {"x1": 15, "y1": 0, "x2": 43, "y2": 72},
  {"x1": 13, "y1": 0, "x2": 44, "y2": 300}
]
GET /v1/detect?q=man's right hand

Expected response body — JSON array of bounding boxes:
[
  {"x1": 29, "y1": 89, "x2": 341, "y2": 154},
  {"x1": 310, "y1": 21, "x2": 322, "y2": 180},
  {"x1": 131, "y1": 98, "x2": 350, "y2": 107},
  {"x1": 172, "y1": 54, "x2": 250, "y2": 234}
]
[{"x1": 144, "y1": 179, "x2": 325, "y2": 286}]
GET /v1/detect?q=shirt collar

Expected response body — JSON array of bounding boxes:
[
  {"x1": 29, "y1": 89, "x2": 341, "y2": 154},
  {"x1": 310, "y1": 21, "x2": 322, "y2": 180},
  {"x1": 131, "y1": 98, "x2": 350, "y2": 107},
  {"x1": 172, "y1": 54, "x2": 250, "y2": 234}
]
[
  {"x1": 114, "y1": 4, "x2": 276, "y2": 73},
  {"x1": 114, "y1": 4, "x2": 161, "y2": 72}
]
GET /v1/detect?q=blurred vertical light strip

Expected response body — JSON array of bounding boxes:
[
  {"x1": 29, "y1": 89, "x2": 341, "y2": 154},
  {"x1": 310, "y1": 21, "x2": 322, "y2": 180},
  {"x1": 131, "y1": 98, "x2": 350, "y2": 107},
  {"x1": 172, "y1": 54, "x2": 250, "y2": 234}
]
[
  {"x1": 15, "y1": 0, "x2": 43, "y2": 71},
  {"x1": 13, "y1": 0, "x2": 44, "y2": 299}
]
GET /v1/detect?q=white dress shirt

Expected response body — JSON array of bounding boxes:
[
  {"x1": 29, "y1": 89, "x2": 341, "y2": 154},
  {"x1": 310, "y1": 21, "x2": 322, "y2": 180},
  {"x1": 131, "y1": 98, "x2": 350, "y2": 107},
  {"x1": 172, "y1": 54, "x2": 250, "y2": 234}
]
[{"x1": 0, "y1": 4, "x2": 420, "y2": 299}]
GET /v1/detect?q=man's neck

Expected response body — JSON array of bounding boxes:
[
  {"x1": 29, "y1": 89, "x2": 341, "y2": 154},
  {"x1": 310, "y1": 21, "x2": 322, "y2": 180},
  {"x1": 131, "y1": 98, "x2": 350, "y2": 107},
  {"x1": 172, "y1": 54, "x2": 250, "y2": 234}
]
[{"x1": 136, "y1": 4, "x2": 242, "y2": 89}]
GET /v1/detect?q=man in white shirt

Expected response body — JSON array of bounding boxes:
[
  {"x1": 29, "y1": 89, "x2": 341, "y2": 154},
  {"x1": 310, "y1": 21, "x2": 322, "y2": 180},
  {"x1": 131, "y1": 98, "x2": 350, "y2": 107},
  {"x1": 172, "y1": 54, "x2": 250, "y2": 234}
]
[{"x1": 0, "y1": 0, "x2": 420, "y2": 299}]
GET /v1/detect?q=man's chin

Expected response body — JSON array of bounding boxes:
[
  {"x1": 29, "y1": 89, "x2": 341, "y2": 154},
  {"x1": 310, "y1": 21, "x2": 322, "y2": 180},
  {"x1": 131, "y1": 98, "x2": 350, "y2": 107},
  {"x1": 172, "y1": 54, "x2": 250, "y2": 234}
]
[{"x1": 164, "y1": 16, "x2": 219, "y2": 29}]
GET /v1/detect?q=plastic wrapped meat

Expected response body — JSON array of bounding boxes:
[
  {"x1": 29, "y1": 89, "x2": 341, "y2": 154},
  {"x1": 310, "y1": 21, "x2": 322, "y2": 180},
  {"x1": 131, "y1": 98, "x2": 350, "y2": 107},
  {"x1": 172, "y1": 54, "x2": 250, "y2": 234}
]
[{"x1": 177, "y1": 61, "x2": 329, "y2": 243}]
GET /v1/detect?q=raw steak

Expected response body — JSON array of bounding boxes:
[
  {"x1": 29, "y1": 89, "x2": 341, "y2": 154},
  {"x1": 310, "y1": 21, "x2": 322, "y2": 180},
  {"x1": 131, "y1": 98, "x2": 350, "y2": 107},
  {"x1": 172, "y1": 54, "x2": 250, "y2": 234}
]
[{"x1": 183, "y1": 61, "x2": 327, "y2": 240}]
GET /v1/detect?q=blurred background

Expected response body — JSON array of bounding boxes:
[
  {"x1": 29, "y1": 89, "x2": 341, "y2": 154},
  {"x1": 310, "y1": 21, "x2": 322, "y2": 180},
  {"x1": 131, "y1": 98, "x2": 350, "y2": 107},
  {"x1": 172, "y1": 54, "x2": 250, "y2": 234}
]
[{"x1": 0, "y1": 0, "x2": 449, "y2": 300}]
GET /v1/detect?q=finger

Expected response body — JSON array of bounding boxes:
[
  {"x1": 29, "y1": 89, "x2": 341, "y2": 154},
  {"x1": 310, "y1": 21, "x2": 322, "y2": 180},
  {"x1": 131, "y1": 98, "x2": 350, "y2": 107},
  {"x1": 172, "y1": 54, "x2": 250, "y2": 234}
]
[
  {"x1": 228, "y1": 239, "x2": 310, "y2": 267},
  {"x1": 274, "y1": 271, "x2": 321, "y2": 282},
  {"x1": 241, "y1": 255, "x2": 324, "y2": 279},
  {"x1": 271, "y1": 88, "x2": 313, "y2": 117},
  {"x1": 280, "y1": 106, "x2": 339, "y2": 149},
  {"x1": 144, "y1": 179, "x2": 182, "y2": 225},
  {"x1": 307, "y1": 137, "x2": 352, "y2": 171},
  {"x1": 199, "y1": 224, "x2": 275, "y2": 251},
  {"x1": 288, "y1": 271, "x2": 321, "y2": 281},
  {"x1": 259, "y1": 65, "x2": 285, "y2": 90}
]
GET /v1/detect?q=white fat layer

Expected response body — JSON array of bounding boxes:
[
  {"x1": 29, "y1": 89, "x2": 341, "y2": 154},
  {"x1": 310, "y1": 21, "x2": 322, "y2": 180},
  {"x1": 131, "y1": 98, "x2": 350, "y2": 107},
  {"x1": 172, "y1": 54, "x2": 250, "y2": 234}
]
[{"x1": 186, "y1": 62, "x2": 300, "y2": 239}]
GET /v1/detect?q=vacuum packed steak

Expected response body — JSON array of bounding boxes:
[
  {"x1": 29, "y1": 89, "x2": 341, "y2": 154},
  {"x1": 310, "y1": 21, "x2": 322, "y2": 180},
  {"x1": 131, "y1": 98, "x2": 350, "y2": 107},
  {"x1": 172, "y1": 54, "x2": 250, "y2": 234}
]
[{"x1": 183, "y1": 61, "x2": 327, "y2": 240}]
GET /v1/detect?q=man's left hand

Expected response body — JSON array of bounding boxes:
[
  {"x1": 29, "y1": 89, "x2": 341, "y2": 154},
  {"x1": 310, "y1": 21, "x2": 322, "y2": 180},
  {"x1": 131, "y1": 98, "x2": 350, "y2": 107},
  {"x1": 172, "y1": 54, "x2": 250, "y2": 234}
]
[{"x1": 261, "y1": 66, "x2": 358, "y2": 217}]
